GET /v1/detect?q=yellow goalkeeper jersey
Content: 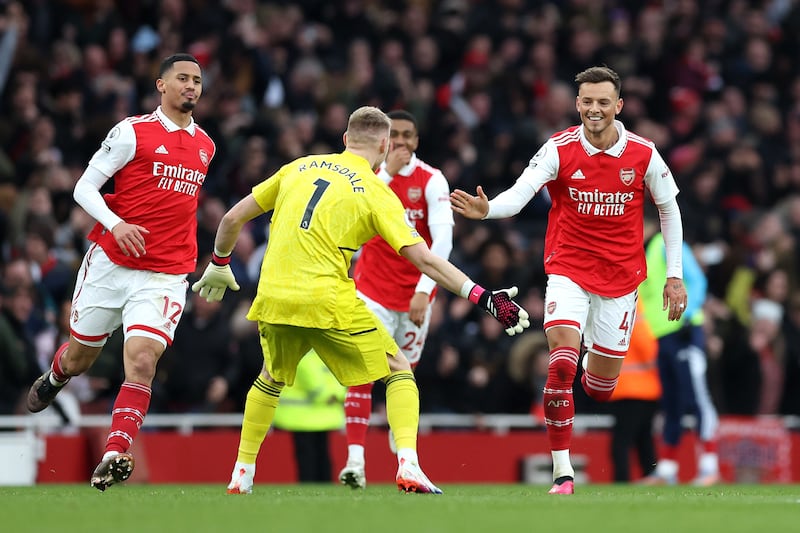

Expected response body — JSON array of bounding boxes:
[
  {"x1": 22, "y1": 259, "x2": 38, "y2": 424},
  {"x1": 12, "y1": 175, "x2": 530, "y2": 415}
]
[{"x1": 247, "y1": 150, "x2": 423, "y2": 329}]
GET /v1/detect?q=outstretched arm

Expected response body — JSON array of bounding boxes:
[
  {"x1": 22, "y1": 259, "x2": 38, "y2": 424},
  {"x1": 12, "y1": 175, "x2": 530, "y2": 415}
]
[
  {"x1": 400, "y1": 242, "x2": 530, "y2": 336},
  {"x1": 400, "y1": 242, "x2": 469, "y2": 294},
  {"x1": 451, "y1": 178, "x2": 539, "y2": 220},
  {"x1": 192, "y1": 195, "x2": 265, "y2": 302},
  {"x1": 450, "y1": 185, "x2": 490, "y2": 219},
  {"x1": 408, "y1": 223, "x2": 453, "y2": 326},
  {"x1": 451, "y1": 140, "x2": 554, "y2": 220},
  {"x1": 212, "y1": 195, "x2": 265, "y2": 256}
]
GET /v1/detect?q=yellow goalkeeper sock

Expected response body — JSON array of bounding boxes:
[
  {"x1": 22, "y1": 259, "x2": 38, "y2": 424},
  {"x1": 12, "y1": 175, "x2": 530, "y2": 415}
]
[
  {"x1": 384, "y1": 370, "x2": 419, "y2": 452},
  {"x1": 236, "y1": 376, "x2": 283, "y2": 464}
]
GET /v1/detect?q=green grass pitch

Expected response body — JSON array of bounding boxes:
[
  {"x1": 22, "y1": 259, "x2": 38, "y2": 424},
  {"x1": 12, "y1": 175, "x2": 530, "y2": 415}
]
[{"x1": 1, "y1": 484, "x2": 798, "y2": 533}]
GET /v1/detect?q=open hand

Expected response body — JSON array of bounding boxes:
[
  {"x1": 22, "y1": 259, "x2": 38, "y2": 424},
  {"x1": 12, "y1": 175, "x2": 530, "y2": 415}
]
[{"x1": 450, "y1": 186, "x2": 489, "y2": 219}]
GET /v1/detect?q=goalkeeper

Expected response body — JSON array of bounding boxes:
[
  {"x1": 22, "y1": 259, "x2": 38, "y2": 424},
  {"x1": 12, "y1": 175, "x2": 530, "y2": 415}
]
[{"x1": 193, "y1": 106, "x2": 530, "y2": 495}]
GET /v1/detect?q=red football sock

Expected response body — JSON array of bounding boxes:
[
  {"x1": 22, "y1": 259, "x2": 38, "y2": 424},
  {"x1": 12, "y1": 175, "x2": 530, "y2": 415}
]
[
  {"x1": 581, "y1": 369, "x2": 618, "y2": 402},
  {"x1": 105, "y1": 382, "x2": 151, "y2": 454},
  {"x1": 701, "y1": 440, "x2": 718, "y2": 454},
  {"x1": 661, "y1": 443, "x2": 679, "y2": 461},
  {"x1": 543, "y1": 347, "x2": 579, "y2": 451},
  {"x1": 344, "y1": 382, "x2": 374, "y2": 447},
  {"x1": 50, "y1": 342, "x2": 70, "y2": 382}
]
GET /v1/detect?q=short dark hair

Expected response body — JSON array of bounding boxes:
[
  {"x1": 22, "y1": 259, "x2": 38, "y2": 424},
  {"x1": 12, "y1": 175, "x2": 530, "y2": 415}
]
[
  {"x1": 387, "y1": 110, "x2": 417, "y2": 130},
  {"x1": 575, "y1": 66, "x2": 621, "y2": 96},
  {"x1": 159, "y1": 53, "x2": 200, "y2": 77}
]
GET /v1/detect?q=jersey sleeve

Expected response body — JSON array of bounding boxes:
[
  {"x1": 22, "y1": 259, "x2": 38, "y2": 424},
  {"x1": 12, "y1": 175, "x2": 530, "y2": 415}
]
[
  {"x1": 252, "y1": 164, "x2": 288, "y2": 212},
  {"x1": 425, "y1": 171, "x2": 454, "y2": 226},
  {"x1": 376, "y1": 163, "x2": 393, "y2": 184},
  {"x1": 644, "y1": 148, "x2": 680, "y2": 204},
  {"x1": 87, "y1": 120, "x2": 136, "y2": 177},
  {"x1": 520, "y1": 139, "x2": 560, "y2": 192},
  {"x1": 73, "y1": 166, "x2": 122, "y2": 230},
  {"x1": 487, "y1": 139, "x2": 559, "y2": 218}
]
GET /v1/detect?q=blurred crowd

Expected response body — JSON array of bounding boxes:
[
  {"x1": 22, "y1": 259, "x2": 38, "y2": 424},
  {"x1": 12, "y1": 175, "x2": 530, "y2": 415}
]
[{"x1": 2, "y1": 0, "x2": 800, "y2": 420}]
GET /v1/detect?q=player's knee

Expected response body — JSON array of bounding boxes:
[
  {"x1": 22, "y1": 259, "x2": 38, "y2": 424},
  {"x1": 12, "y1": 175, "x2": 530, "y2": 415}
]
[
  {"x1": 548, "y1": 354, "x2": 578, "y2": 385},
  {"x1": 124, "y1": 357, "x2": 158, "y2": 384}
]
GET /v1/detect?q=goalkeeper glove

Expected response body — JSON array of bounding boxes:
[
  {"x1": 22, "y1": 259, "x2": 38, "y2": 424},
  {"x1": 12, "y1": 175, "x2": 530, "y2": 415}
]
[
  {"x1": 191, "y1": 251, "x2": 240, "y2": 302},
  {"x1": 468, "y1": 284, "x2": 530, "y2": 336}
]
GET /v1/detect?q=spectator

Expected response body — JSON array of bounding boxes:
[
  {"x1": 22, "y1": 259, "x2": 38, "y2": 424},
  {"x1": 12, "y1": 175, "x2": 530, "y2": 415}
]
[
  {"x1": 750, "y1": 298, "x2": 786, "y2": 415},
  {"x1": 23, "y1": 215, "x2": 74, "y2": 304},
  {"x1": 0, "y1": 283, "x2": 40, "y2": 414},
  {"x1": 155, "y1": 291, "x2": 239, "y2": 414},
  {"x1": 780, "y1": 291, "x2": 800, "y2": 414},
  {"x1": 715, "y1": 312, "x2": 763, "y2": 415}
]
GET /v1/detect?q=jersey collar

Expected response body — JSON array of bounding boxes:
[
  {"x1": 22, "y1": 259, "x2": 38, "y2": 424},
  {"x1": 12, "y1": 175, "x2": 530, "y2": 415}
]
[
  {"x1": 340, "y1": 149, "x2": 376, "y2": 171},
  {"x1": 579, "y1": 120, "x2": 627, "y2": 158},
  {"x1": 155, "y1": 106, "x2": 197, "y2": 136}
]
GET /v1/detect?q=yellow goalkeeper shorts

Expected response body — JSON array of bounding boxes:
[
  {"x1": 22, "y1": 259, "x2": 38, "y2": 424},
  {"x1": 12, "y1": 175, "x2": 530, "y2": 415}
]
[{"x1": 256, "y1": 301, "x2": 398, "y2": 387}]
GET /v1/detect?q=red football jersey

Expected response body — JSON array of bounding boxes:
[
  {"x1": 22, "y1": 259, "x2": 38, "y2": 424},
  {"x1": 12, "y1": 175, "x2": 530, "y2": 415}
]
[
  {"x1": 86, "y1": 110, "x2": 216, "y2": 274},
  {"x1": 524, "y1": 124, "x2": 678, "y2": 297},
  {"x1": 354, "y1": 156, "x2": 452, "y2": 311}
]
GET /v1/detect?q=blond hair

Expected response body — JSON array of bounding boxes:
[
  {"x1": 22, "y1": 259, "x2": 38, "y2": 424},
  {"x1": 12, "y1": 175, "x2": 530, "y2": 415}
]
[{"x1": 345, "y1": 106, "x2": 391, "y2": 148}]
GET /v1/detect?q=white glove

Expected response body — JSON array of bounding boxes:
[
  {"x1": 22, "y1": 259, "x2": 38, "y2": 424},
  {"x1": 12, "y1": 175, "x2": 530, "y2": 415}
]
[{"x1": 191, "y1": 263, "x2": 240, "y2": 302}]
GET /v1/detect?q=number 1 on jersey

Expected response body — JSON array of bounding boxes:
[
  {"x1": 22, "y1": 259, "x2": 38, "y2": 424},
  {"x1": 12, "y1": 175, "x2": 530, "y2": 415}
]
[{"x1": 300, "y1": 178, "x2": 330, "y2": 229}]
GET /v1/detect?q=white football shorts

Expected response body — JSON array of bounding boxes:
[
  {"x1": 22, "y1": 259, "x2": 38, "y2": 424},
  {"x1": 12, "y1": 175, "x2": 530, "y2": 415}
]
[
  {"x1": 543, "y1": 274, "x2": 638, "y2": 358},
  {"x1": 357, "y1": 290, "x2": 432, "y2": 366},
  {"x1": 69, "y1": 244, "x2": 189, "y2": 348}
]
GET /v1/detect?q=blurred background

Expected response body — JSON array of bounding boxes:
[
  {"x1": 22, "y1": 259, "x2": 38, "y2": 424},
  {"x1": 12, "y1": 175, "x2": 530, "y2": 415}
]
[{"x1": 1, "y1": 0, "x2": 800, "y2": 485}]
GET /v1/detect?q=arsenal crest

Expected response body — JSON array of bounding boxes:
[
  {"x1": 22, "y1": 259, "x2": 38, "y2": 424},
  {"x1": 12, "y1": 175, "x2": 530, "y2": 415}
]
[
  {"x1": 619, "y1": 168, "x2": 635, "y2": 186},
  {"x1": 547, "y1": 301, "x2": 557, "y2": 315},
  {"x1": 199, "y1": 149, "x2": 209, "y2": 167},
  {"x1": 407, "y1": 186, "x2": 422, "y2": 203}
]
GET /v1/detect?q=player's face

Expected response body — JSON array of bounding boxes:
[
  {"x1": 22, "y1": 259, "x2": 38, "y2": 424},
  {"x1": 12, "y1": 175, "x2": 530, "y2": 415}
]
[
  {"x1": 389, "y1": 119, "x2": 418, "y2": 153},
  {"x1": 158, "y1": 61, "x2": 203, "y2": 112},
  {"x1": 576, "y1": 81, "x2": 622, "y2": 136}
]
